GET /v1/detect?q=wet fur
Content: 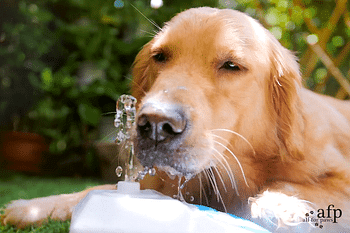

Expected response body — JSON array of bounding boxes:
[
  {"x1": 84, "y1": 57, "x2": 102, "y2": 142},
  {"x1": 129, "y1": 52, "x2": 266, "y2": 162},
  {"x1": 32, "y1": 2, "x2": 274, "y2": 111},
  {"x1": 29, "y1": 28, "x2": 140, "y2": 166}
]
[{"x1": 132, "y1": 7, "x2": 350, "y2": 231}]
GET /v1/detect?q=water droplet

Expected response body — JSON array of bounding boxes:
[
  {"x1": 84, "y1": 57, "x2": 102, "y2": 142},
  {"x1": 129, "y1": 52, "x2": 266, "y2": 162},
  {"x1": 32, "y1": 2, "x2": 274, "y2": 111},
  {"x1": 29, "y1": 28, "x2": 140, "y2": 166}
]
[
  {"x1": 114, "y1": 0, "x2": 124, "y2": 8},
  {"x1": 176, "y1": 177, "x2": 186, "y2": 202},
  {"x1": 149, "y1": 167, "x2": 156, "y2": 176},
  {"x1": 163, "y1": 89, "x2": 169, "y2": 93},
  {"x1": 115, "y1": 166, "x2": 123, "y2": 177},
  {"x1": 115, "y1": 131, "x2": 126, "y2": 145},
  {"x1": 184, "y1": 192, "x2": 194, "y2": 202},
  {"x1": 135, "y1": 167, "x2": 150, "y2": 181},
  {"x1": 136, "y1": 171, "x2": 145, "y2": 181},
  {"x1": 180, "y1": 176, "x2": 192, "y2": 190},
  {"x1": 115, "y1": 95, "x2": 137, "y2": 145},
  {"x1": 184, "y1": 173, "x2": 195, "y2": 183},
  {"x1": 114, "y1": 95, "x2": 140, "y2": 182}
]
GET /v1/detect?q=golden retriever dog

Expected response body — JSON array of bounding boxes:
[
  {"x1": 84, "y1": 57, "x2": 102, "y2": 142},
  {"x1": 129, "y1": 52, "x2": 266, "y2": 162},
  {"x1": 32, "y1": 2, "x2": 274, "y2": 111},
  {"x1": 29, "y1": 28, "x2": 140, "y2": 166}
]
[{"x1": 2, "y1": 7, "x2": 350, "y2": 232}]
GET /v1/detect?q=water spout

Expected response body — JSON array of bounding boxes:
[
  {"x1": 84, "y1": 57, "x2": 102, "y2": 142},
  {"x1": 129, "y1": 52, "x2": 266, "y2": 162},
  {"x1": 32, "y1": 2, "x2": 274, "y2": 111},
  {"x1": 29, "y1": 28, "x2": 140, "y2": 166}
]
[{"x1": 114, "y1": 94, "x2": 157, "y2": 182}]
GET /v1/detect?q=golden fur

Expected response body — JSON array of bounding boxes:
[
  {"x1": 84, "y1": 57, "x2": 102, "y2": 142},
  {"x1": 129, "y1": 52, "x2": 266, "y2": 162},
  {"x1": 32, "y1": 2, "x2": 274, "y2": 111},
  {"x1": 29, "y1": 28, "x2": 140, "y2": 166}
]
[
  {"x1": 132, "y1": 8, "x2": 350, "y2": 231},
  {"x1": 2, "y1": 7, "x2": 350, "y2": 232}
]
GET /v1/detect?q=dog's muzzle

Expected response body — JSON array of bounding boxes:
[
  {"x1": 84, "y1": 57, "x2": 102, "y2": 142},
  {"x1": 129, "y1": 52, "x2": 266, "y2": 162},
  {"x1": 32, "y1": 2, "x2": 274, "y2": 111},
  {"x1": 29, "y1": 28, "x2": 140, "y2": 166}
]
[{"x1": 134, "y1": 102, "x2": 190, "y2": 173}]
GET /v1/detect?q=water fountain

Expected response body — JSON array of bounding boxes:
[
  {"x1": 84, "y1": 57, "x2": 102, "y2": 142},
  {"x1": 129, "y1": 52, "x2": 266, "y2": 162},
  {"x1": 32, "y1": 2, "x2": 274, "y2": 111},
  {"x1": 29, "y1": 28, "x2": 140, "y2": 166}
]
[{"x1": 69, "y1": 95, "x2": 270, "y2": 233}]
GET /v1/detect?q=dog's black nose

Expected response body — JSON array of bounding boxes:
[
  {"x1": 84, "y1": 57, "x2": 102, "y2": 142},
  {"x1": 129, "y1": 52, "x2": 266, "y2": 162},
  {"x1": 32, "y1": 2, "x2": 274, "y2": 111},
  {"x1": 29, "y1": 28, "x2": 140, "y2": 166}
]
[{"x1": 137, "y1": 104, "x2": 186, "y2": 143}]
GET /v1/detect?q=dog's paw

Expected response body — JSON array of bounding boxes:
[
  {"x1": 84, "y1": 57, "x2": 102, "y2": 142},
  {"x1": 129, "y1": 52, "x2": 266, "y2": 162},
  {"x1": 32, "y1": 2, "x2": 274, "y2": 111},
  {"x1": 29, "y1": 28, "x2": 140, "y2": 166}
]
[
  {"x1": 1, "y1": 194, "x2": 79, "y2": 228},
  {"x1": 249, "y1": 190, "x2": 314, "y2": 229}
]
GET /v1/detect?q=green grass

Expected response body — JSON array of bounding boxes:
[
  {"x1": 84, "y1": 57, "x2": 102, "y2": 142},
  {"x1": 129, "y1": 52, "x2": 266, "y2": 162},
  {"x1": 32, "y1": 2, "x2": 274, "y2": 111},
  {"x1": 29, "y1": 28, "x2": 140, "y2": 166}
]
[
  {"x1": 0, "y1": 220, "x2": 70, "y2": 233},
  {"x1": 0, "y1": 171, "x2": 104, "y2": 233}
]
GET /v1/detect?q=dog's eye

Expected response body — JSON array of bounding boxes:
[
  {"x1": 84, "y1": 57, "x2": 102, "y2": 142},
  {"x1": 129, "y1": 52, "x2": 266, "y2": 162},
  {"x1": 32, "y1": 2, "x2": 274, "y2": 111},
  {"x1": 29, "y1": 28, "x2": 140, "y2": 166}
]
[
  {"x1": 153, "y1": 52, "x2": 167, "y2": 63},
  {"x1": 221, "y1": 61, "x2": 240, "y2": 71}
]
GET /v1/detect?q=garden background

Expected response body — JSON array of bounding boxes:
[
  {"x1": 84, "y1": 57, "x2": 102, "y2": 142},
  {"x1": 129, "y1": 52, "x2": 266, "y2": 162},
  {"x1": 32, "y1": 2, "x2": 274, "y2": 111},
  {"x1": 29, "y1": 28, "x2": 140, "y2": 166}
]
[{"x1": 1, "y1": 0, "x2": 349, "y2": 231}]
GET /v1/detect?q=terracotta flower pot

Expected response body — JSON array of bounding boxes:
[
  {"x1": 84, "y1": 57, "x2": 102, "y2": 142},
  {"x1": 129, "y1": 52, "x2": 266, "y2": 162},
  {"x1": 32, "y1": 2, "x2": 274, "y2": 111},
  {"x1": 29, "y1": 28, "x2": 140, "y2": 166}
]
[{"x1": 0, "y1": 131, "x2": 48, "y2": 173}]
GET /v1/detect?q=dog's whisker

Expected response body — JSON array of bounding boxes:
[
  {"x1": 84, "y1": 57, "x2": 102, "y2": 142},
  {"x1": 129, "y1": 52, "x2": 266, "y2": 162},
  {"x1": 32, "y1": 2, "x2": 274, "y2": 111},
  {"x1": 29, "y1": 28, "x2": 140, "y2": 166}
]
[
  {"x1": 208, "y1": 168, "x2": 221, "y2": 203},
  {"x1": 139, "y1": 29, "x2": 157, "y2": 37},
  {"x1": 207, "y1": 167, "x2": 228, "y2": 213},
  {"x1": 211, "y1": 133, "x2": 230, "y2": 146},
  {"x1": 141, "y1": 35, "x2": 157, "y2": 39},
  {"x1": 102, "y1": 111, "x2": 117, "y2": 116},
  {"x1": 198, "y1": 174, "x2": 202, "y2": 205},
  {"x1": 211, "y1": 146, "x2": 238, "y2": 195},
  {"x1": 152, "y1": 29, "x2": 159, "y2": 35},
  {"x1": 99, "y1": 129, "x2": 119, "y2": 143},
  {"x1": 211, "y1": 133, "x2": 245, "y2": 193},
  {"x1": 211, "y1": 133, "x2": 245, "y2": 192},
  {"x1": 202, "y1": 169, "x2": 212, "y2": 196},
  {"x1": 213, "y1": 140, "x2": 250, "y2": 187},
  {"x1": 204, "y1": 169, "x2": 219, "y2": 200},
  {"x1": 130, "y1": 3, "x2": 162, "y2": 32},
  {"x1": 211, "y1": 128, "x2": 256, "y2": 156},
  {"x1": 197, "y1": 173, "x2": 209, "y2": 206},
  {"x1": 202, "y1": 170, "x2": 213, "y2": 203},
  {"x1": 212, "y1": 165, "x2": 228, "y2": 193}
]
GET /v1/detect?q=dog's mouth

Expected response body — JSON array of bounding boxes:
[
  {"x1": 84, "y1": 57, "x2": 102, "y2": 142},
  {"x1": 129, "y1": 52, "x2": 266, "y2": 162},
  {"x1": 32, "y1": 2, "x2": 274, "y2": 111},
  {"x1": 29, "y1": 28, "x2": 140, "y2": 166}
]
[
  {"x1": 153, "y1": 165, "x2": 196, "y2": 181},
  {"x1": 135, "y1": 139, "x2": 201, "y2": 179},
  {"x1": 134, "y1": 102, "x2": 209, "y2": 179}
]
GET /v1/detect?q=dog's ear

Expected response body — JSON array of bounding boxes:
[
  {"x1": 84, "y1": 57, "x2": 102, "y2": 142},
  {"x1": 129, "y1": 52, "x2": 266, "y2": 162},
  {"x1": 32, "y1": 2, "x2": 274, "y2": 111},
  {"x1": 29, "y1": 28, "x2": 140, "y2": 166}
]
[
  {"x1": 268, "y1": 35, "x2": 304, "y2": 161},
  {"x1": 131, "y1": 41, "x2": 156, "y2": 104}
]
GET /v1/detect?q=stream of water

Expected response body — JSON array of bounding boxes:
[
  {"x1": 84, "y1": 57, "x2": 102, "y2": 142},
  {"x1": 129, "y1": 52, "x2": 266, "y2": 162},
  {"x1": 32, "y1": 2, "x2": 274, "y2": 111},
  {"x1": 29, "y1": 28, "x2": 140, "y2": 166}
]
[{"x1": 114, "y1": 94, "x2": 194, "y2": 202}]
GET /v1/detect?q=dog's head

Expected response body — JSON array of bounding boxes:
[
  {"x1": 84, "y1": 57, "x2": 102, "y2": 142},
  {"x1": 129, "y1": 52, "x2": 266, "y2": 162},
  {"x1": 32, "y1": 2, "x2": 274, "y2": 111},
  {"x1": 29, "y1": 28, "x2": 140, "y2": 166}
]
[{"x1": 131, "y1": 7, "x2": 303, "y2": 185}]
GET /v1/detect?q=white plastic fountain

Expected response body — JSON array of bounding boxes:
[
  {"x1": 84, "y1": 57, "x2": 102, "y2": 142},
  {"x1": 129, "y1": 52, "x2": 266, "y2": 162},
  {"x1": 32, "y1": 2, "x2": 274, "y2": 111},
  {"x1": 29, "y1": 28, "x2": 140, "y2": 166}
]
[{"x1": 69, "y1": 95, "x2": 270, "y2": 233}]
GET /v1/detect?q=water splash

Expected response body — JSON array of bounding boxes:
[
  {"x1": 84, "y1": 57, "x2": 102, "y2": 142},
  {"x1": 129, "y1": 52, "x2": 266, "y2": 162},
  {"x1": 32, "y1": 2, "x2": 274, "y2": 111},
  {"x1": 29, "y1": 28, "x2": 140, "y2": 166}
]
[
  {"x1": 174, "y1": 174, "x2": 195, "y2": 202},
  {"x1": 114, "y1": 95, "x2": 158, "y2": 182},
  {"x1": 114, "y1": 95, "x2": 137, "y2": 181},
  {"x1": 115, "y1": 166, "x2": 123, "y2": 177},
  {"x1": 114, "y1": 94, "x2": 136, "y2": 145},
  {"x1": 134, "y1": 166, "x2": 157, "y2": 182},
  {"x1": 148, "y1": 167, "x2": 156, "y2": 176}
]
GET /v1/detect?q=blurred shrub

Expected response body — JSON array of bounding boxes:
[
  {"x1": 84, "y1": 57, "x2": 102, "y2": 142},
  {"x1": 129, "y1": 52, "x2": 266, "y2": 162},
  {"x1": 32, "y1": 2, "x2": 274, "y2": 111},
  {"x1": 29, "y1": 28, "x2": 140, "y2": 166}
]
[
  {"x1": 1, "y1": 0, "x2": 348, "y2": 175},
  {"x1": 223, "y1": 0, "x2": 350, "y2": 97},
  {"x1": 0, "y1": 0, "x2": 218, "y2": 175}
]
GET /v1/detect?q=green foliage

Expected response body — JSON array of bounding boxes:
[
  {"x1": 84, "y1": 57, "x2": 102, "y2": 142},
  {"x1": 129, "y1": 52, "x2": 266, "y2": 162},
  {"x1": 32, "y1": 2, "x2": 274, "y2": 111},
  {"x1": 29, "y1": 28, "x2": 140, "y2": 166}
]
[
  {"x1": 1, "y1": 0, "x2": 349, "y2": 174},
  {"x1": 0, "y1": 0, "x2": 219, "y2": 173},
  {"x1": 225, "y1": 0, "x2": 350, "y2": 96}
]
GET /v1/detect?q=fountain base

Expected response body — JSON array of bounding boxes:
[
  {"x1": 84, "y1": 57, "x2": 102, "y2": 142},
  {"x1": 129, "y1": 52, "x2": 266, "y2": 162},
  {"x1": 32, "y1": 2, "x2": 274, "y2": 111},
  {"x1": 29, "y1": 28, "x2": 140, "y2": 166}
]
[{"x1": 69, "y1": 181, "x2": 269, "y2": 233}]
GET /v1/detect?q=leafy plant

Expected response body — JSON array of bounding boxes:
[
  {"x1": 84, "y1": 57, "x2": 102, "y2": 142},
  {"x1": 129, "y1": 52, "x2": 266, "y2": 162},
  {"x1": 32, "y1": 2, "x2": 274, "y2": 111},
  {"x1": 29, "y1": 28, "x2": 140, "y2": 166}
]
[
  {"x1": 3, "y1": 0, "x2": 347, "y2": 175},
  {"x1": 0, "y1": 0, "x2": 219, "y2": 175},
  {"x1": 228, "y1": 0, "x2": 350, "y2": 97}
]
